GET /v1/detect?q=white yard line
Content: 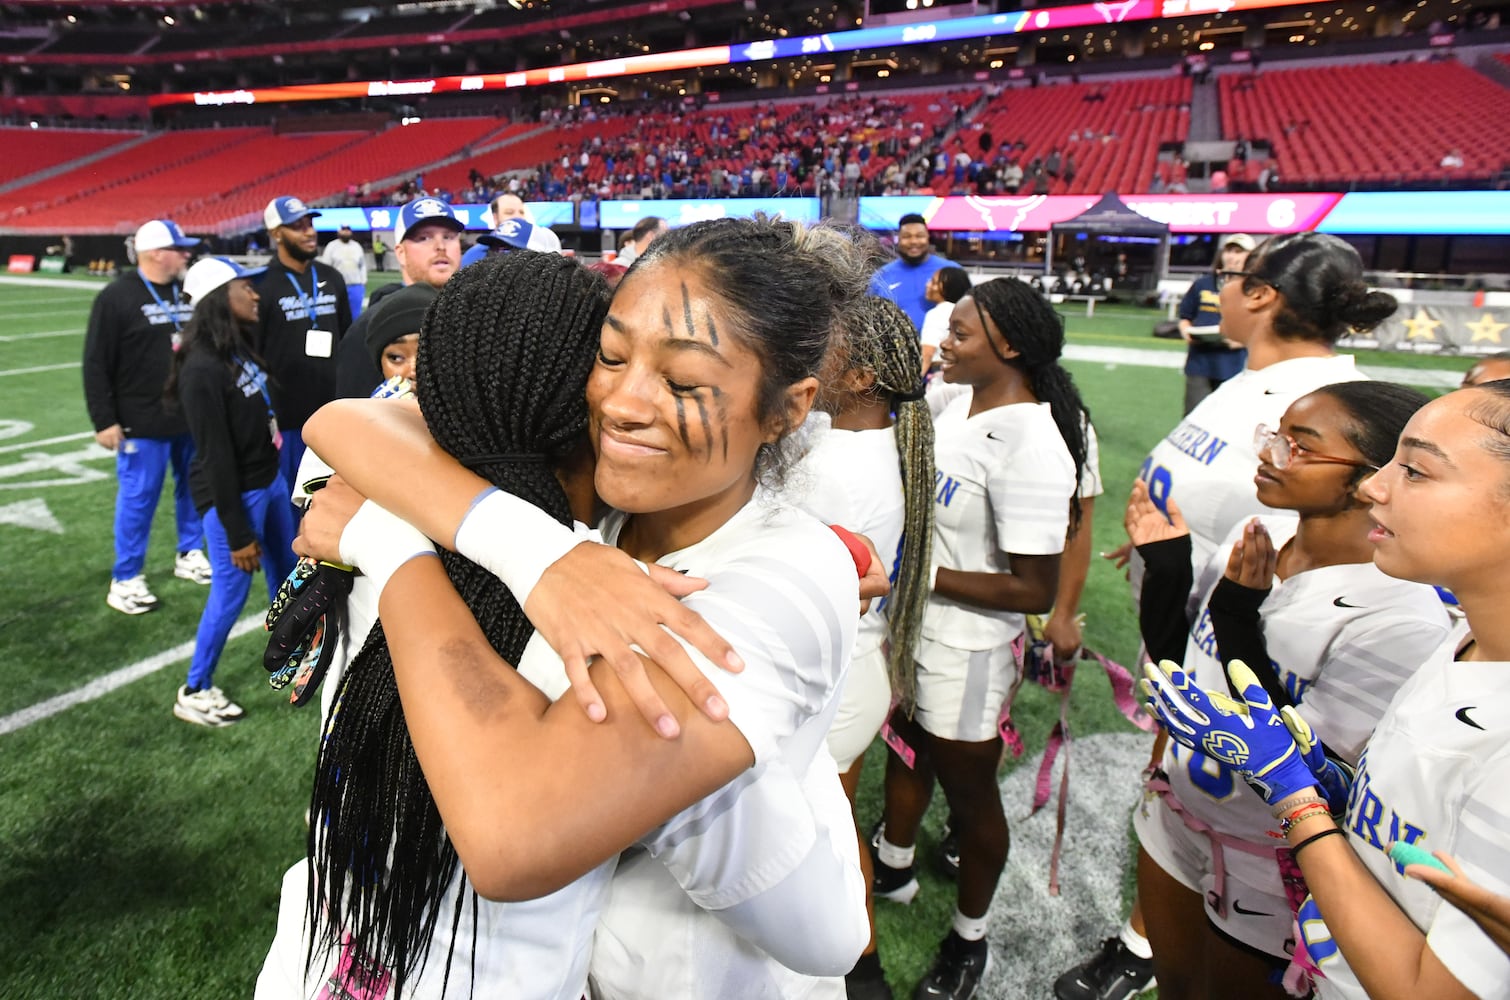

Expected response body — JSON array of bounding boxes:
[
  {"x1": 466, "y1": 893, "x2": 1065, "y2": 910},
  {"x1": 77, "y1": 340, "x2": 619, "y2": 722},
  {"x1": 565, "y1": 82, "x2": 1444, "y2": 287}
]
[
  {"x1": 0, "y1": 362, "x2": 79, "y2": 377},
  {"x1": 1061, "y1": 344, "x2": 1464, "y2": 388},
  {"x1": 0, "y1": 328, "x2": 81, "y2": 342},
  {"x1": 0, "y1": 614, "x2": 263, "y2": 736},
  {"x1": 0, "y1": 430, "x2": 96, "y2": 454},
  {"x1": 0, "y1": 275, "x2": 105, "y2": 291}
]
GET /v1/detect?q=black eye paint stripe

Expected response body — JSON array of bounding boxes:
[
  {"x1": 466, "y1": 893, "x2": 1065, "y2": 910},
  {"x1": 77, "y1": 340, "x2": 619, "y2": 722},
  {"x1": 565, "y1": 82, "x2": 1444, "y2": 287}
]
[
  {"x1": 703, "y1": 309, "x2": 719, "y2": 347},
  {"x1": 662, "y1": 304, "x2": 676, "y2": 338},
  {"x1": 674, "y1": 395, "x2": 690, "y2": 449},
  {"x1": 710, "y1": 385, "x2": 729, "y2": 462},
  {"x1": 692, "y1": 392, "x2": 714, "y2": 462},
  {"x1": 681, "y1": 282, "x2": 697, "y2": 341}
]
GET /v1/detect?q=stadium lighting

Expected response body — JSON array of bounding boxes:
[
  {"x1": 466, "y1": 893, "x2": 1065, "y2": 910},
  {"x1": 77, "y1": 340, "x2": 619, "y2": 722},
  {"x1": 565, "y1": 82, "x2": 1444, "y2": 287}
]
[{"x1": 163, "y1": 14, "x2": 175, "y2": 25}]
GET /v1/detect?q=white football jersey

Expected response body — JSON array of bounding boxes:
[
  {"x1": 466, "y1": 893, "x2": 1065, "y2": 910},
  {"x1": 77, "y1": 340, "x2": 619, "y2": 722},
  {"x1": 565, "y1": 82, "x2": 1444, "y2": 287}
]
[
  {"x1": 1162, "y1": 516, "x2": 1452, "y2": 845},
  {"x1": 1304, "y1": 624, "x2": 1510, "y2": 1000},
  {"x1": 923, "y1": 393, "x2": 1075, "y2": 650},
  {"x1": 1137, "y1": 354, "x2": 1366, "y2": 581},
  {"x1": 584, "y1": 491, "x2": 864, "y2": 998},
  {"x1": 794, "y1": 424, "x2": 905, "y2": 658}
]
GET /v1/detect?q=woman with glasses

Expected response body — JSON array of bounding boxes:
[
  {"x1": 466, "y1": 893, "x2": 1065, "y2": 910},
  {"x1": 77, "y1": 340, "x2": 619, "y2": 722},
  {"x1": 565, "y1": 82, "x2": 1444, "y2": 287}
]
[
  {"x1": 1060, "y1": 234, "x2": 1404, "y2": 1000},
  {"x1": 1177, "y1": 234, "x2": 1256, "y2": 415},
  {"x1": 1144, "y1": 380, "x2": 1510, "y2": 1000},
  {"x1": 1121, "y1": 381, "x2": 1452, "y2": 1000}
]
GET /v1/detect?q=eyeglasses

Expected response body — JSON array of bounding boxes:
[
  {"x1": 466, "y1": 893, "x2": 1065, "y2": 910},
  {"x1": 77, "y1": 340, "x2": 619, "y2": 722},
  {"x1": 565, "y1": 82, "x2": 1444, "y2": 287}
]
[{"x1": 1253, "y1": 424, "x2": 1377, "y2": 471}]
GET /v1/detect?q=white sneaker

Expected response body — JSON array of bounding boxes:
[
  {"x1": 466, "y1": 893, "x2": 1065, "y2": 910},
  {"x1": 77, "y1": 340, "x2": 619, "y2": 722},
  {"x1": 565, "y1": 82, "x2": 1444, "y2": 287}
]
[
  {"x1": 107, "y1": 575, "x2": 159, "y2": 615},
  {"x1": 174, "y1": 549, "x2": 213, "y2": 585},
  {"x1": 174, "y1": 685, "x2": 239, "y2": 728},
  {"x1": 205, "y1": 686, "x2": 244, "y2": 720}
]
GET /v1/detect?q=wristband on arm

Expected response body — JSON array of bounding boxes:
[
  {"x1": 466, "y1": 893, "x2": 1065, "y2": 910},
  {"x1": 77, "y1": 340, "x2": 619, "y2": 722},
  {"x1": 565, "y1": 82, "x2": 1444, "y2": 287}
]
[
  {"x1": 340, "y1": 500, "x2": 437, "y2": 598},
  {"x1": 452, "y1": 487, "x2": 585, "y2": 606}
]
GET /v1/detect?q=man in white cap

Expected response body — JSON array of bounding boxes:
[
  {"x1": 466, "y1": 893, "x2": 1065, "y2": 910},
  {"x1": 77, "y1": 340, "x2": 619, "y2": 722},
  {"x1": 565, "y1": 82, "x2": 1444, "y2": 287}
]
[
  {"x1": 83, "y1": 219, "x2": 214, "y2": 614},
  {"x1": 459, "y1": 192, "x2": 562, "y2": 268},
  {"x1": 335, "y1": 197, "x2": 465, "y2": 398},
  {"x1": 319, "y1": 224, "x2": 368, "y2": 320},
  {"x1": 255, "y1": 195, "x2": 352, "y2": 500}
]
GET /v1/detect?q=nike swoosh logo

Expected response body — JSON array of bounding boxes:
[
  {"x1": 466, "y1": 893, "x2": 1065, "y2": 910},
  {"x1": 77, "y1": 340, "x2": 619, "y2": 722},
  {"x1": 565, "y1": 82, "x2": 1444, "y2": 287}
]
[
  {"x1": 986, "y1": 431, "x2": 1009, "y2": 442},
  {"x1": 1333, "y1": 597, "x2": 1361, "y2": 608},
  {"x1": 1456, "y1": 706, "x2": 1485, "y2": 730},
  {"x1": 1263, "y1": 389, "x2": 1279, "y2": 395},
  {"x1": 1232, "y1": 900, "x2": 1271, "y2": 917},
  {"x1": 888, "y1": 282, "x2": 902, "y2": 290}
]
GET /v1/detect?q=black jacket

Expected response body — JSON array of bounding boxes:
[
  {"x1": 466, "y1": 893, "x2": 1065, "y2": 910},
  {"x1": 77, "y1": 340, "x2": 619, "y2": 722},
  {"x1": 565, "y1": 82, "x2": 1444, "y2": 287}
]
[
  {"x1": 82, "y1": 271, "x2": 193, "y2": 438},
  {"x1": 335, "y1": 280, "x2": 406, "y2": 399},
  {"x1": 177, "y1": 350, "x2": 281, "y2": 550},
  {"x1": 254, "y1": 258, "x2": 351, "y2": 431}
]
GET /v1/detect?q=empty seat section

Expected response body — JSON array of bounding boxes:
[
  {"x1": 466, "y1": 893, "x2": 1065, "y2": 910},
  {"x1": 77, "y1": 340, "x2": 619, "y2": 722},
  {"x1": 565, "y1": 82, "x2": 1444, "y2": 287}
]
[{"x1": 1219, "y1": 60, "x2": 1510, "y2": 186}]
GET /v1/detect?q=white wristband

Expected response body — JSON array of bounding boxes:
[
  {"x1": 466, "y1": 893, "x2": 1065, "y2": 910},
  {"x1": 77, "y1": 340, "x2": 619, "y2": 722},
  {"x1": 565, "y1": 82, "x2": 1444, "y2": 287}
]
[
  {"x1": 339, "y1": 500, "x2": 437, "y2": 598},
  {"x1": 452, "y1": 488, "x2": 584, "y2": 606}
]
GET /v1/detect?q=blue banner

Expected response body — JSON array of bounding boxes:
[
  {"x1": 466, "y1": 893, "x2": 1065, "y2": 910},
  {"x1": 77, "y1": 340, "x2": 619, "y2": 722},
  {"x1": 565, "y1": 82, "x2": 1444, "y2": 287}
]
[
  {"x1": 312, "y1": 201, "x2": 575, "y2": 233},
  {"x1": 857, "y1": 196, "x2": 935, "y2": 232},
  {"x1": 599, "y1": 198, "x2": 821, "y2": 229},
  {"x1": 1318, "y1": 192, "x2": 1510, "y2": 235}
]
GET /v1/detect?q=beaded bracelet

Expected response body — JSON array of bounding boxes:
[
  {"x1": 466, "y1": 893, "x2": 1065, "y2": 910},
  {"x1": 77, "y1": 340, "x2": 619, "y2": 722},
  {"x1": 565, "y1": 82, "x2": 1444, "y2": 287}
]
[
  {"x1": 1278, "y1": 803, "x2": 1333, "y2": 836},
  {"x1": 1271, "y1": 795, "x2": 1328, "y2": 820},
  {"x1": 1291, "y1": 828, "x2": 1344, "y2": 858}
]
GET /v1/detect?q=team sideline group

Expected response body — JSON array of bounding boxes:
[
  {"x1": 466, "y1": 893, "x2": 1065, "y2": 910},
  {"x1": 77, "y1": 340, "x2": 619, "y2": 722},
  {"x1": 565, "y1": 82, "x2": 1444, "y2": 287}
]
[{"x1": 79, "y1": 195, "x2": 1510, "y2": 1000}]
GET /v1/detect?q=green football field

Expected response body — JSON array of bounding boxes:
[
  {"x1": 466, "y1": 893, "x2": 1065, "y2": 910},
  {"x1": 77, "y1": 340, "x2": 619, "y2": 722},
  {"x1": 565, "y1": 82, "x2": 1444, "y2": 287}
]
[{"x1": 0, "y1": 273, "x2": 1470, "y2": 999}]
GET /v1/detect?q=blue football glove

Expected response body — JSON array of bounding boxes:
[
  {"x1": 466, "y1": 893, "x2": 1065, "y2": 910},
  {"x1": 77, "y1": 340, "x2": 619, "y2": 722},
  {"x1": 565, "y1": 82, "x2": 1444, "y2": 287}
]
[
  {"x1": 1141, "y1": 659, "x2": 1323, "y2": 805},
  {"x1": 1277, "y1": 705, "x2": 1355, "y2": 812}
]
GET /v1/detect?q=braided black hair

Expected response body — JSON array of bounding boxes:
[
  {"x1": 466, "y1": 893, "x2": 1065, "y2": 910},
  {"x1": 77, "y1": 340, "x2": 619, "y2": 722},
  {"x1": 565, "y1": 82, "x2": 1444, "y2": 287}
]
[
  {"x1": 307, "y1": 251, "x2": 611, "y2": 997},
  {"x1": 968, "y1": 278, "x2": 1090, "y2": 531},
  {"x1": 836, "y1": 296, "x2": 935, "y2": 709}
]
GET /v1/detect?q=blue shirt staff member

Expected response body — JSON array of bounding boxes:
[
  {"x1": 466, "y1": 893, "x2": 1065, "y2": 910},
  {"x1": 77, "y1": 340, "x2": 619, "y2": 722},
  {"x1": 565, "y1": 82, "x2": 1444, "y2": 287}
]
[
  {"x1": 1178, "y1": 233, "x2": 1256, "y2": 415},
  {"x1": 872, "y1": 212, "x2": 952, "y2": 332},
  {"x1": 82, "y1": 218, "x2": 215, "y2": 615},
  {"x1": 254, "y1": 195, "x2": 352, "y2": 506}
]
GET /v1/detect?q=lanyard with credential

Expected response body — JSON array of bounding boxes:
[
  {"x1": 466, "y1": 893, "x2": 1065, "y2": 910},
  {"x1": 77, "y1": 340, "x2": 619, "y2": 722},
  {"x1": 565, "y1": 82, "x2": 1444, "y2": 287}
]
[
  {"x1": 286, "y1": 270, "x2": 321, "y2": 327},
  {"x1": 140, "y1": 274, "x2": 184, "y2": 334},
  {"x1": 237, "y1": 355, "x2": 283, "y2": 450}
]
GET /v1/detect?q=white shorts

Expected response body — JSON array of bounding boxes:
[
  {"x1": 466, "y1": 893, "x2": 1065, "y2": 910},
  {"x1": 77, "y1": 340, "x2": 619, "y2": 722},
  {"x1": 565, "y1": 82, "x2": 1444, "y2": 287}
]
[
  {"x1": 912, "y1": 634, "x2": 1019, "y2": 743},
  {"x1": 826, "y1": 642, "x2": 891, "y2": 771},
  {"x1": 1134, "y1": 789, "x2": 1296, "y2": 960}
]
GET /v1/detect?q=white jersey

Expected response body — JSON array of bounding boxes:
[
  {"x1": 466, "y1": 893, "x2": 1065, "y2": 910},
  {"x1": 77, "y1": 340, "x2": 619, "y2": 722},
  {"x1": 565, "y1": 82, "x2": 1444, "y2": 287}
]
[
  {"x1": 920, "y1": 301, "x2": 952, "y2": 351},
  {"x1": 795, "y1": 424, "x2": 905, "y2": 658},
  {"x1": 1304, "y1": 624, "x2": 1510, "y2": 1000},
  {"x1": 261, "y1": 491, "x2": 862, "y2": 1000},
  {"x1": 1162, "y1": 516, "x2": 1452, "y2": 844},
  {"x1": 1138, "y1": 354, "x2": 1365, "y2": 580},
  {"x1": 928, "y1": 380, "x2": 1101, "y2": 499},
  {"x1": 319, "y1": 237, "x2": 367, "y2": 288},
  {"x1": 923, "y1": 393, "x2": 1075, "y2": 650},
  {"x1": 585, "y1": 491, "x2": 865, "y2": 998}
]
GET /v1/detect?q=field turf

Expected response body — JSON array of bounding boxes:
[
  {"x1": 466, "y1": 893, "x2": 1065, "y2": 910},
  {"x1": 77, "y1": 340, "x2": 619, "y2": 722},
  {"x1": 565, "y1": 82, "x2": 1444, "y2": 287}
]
[{"x1": 0, "y1": 273, "x2": 1469, "y2": 998}]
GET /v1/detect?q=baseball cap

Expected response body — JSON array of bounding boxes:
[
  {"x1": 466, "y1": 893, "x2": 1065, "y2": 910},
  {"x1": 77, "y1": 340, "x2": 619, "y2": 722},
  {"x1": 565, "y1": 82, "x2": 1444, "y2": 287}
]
[
  {"x1": 394, "y1": 198, "x2": 465, "y2": 244},
  {"x1": 1223, "y1": 233, "x2": 1258, "y2": 252},
  {"x1": 365, "y1": 282, "x2": 439, "y2": 369},
  {"x1": 264, "y1": 195, "x2": 321, "y2": 230},
  {"x1": 183, "y1": 256, "x2": 267, "y2": 306},
  {"x1": 134, "y1": 219, "x2": 200, "y2": 252},
  {"x1": 478, "y1": 217, "x2": 562, "y2": 253}
]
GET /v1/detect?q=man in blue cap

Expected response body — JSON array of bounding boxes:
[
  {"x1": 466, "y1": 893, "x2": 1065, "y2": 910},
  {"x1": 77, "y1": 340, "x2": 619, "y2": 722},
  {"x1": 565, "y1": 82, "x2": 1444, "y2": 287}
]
[
  {"x1": 255, "y1": 195, "x2": 351, "y2": 502},
  {"x1": 459, "y1": 194, "x2": 563, "y2": 269},
  {"x1": 83, "y1": 219, "x2": 214, "y2": 614},
  {"x1": 335, "y1": 197, "x2": 465, "y2": 398}
]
